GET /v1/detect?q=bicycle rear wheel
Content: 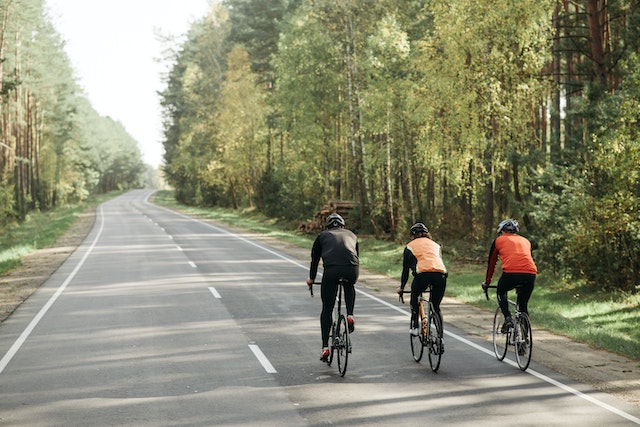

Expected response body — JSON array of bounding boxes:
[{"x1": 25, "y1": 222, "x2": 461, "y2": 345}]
[
  {"x1": 336, "y1": 315, "x2": 349, "y2": 376},
  {"x1": 492, "y1": 308, "x2": 509, "y2": 361},
  {"x1": 515, "y1": 313, "x2": 533, "y2": 371},
  {"x1": 427, "y1": 311, "x2": 442, "y2": 373},
  {"x1": 410, "y1": 308, "x2": 424, "y2": 362}
]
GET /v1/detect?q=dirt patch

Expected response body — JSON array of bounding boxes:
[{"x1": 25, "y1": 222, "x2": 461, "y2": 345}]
[{"x1": 1, "y1": 208, "x2": 638, "y2": 409}]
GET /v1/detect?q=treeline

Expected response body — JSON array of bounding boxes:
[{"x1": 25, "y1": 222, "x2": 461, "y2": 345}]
[
  {"x1": 160, "y1": 0, "x2": 640, "y2": 293},
  {"x1": 0, "y1": 0, "x2": 147, "y2": 226}
]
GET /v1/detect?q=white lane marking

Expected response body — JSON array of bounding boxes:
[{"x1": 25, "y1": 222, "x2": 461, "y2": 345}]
[
  {"x1": 208, "y1": 287, "x2": 221, "y2": 298},
  {"x1": 146, "y1": 193, "x2": 640, "y2": 423},
  {"x1": 176, "y1": 245, "x2": 183, "y2": 251},
  {"x1": 249, "y1": 344, "x2": 277, "y2": 373},
  {"x1": 188, "y1": 261, "x2": 197, "y2": 268},
  {"x1": 0, "y1": 205, "x2": 106, "y2": 375}
]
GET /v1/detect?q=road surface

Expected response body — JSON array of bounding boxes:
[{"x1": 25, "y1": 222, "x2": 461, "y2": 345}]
[{"x1": 0, "y1": 190, "x2": 638, "y2": 426}]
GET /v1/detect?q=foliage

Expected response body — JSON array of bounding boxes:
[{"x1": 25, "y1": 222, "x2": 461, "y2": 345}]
[
  {"x1": 0, "y1": 0, "x2": 147, "y2": 226},
  {"x1": 159, "y1": 1, "x2": 640, "y2": 294}
]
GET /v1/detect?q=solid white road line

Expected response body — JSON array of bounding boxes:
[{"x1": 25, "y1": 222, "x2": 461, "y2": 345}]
[{"x1": 0, "y1": 205, "x2": 105, "y2": 375}]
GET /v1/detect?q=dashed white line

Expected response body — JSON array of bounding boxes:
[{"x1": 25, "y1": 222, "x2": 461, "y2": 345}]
[
  {"x1": 249, "y1": 344, "x2": 277, "y2": 373},
  {"x1": 208, "y1": 287, "x2": 221, "y2": 298}
]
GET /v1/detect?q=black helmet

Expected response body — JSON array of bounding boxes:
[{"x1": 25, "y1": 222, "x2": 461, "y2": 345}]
[
  {"x1": 410, "y1": 222, "x2": 429, "y2": 236},
  {"x1": 326, "y1": 213, "x2": 345, "y2": 229},
  {"x1": 497, "y1": 219, "x2": 519, "y2": 234}
]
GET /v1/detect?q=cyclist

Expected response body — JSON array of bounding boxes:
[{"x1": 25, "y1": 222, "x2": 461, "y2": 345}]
[
  {"x1": 306, "y1": 213, "x2": 359, "y2": 362},
  {"x1": 482, "y1": 219, "x2": 537, "y2": 333},
  {"x1": 396, "y1": 223, "x2": 447, "y2": 338}
]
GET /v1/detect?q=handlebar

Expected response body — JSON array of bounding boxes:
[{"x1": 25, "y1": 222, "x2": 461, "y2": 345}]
[
  {"x1": 308, "y1": 282, "x2": 321, "y2": 297},
  {"x1": 398, "y1": 290, "x2": 411, "y2": 304},
  {"x1": 483, "y1": 284, "x2": 496, "y2": 300}
]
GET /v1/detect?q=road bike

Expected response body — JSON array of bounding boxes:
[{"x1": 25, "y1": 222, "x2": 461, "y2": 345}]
[
  {"x1": 400, "y1": 287, "x2": 443, "y2": 373},
  {"x1": 484, "y1": 285, "x2": 533, "y2": 371},
  {"x1": 310, "y1": 278, "x2": 351, "y2": 376}
]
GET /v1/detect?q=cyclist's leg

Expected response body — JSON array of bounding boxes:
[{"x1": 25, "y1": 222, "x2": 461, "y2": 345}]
[
  {"x1": 339, "y1": 265, "x2": 359, "y2": 316},
  {"x1": 426, "y1": 272, "x2": 447, "y2": 326},
  {"x1": 410, "y1": 275, "x2": 429, "y2": 328},
  {"x1": 496, "y1": 274, "x2": 517, "y2": 319},
  {"x1": 515, "y1": 274, "x2": 535, "y2": 315},
  {"x1": 320, "y1": 270, "x2": 339, "y2": 348}
]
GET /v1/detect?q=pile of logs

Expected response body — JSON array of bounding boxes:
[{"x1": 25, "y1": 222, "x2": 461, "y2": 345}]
[{"x1": 298, "y1": 200, "x2": 357, "y2": 233}]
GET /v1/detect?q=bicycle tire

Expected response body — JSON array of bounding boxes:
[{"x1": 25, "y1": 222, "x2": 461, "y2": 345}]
[
  {"x1": 410, "y1": 305, "x2": 424, "y2": 362},
  {"x1": 336, "y1": 315, "x2": 349, "y2": 376},
  {"x1": 427, "y1": 310, "x2": 442, "y2": 372},
  {"x1": 492, "y1": 308, "x2": 509, "y2": 361},
  {"x1": 515, "y1": 313, "x2": 533, "y2": 371},
  {"x1": 327, "y1": 321, "x2": 336, "y2": 366}
]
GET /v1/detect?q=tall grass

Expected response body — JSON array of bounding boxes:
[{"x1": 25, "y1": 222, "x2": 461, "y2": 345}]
[{"x1": 153, "y1": 190, "x2": 639, "y2": 361}]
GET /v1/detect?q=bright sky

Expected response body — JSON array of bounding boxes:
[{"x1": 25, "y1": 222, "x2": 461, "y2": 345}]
[{"x1": 47, "y1": 0, "x2": 212, "y2": 168}]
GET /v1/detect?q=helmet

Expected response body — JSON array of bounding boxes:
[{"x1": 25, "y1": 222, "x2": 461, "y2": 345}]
[
  {"x1": 410, "y1": 222, "x2": 429, "y2": 236},
  {"x1": 497, "y1": 219, "x2": 519, "y2": 234},
  {"x1": 326, "y1": 213, "x2": 345, "y2": 229}
]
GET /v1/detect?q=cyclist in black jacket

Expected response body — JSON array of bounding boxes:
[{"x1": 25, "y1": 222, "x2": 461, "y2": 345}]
[{"x1": 306, "y1": 213, "x2": 359, "y2": 362}]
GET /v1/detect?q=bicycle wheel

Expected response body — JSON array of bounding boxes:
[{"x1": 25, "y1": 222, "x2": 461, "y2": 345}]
[
  {"x1": 336, "y1": 315, "x2": 349, "y2": 376},
  {"x1": 427, "y1": 310, "x2": 443, "y2": 373},
  {"x1": 410, "y1": 306, "x2": 424, "y2": 362},
  {"x1": 327, "y1": 321, "x2": 336, "y2": 366},
  {"x1": 492, "y1": 308, "x2": 509, "y2": 361},
  {"x1": 515, "y1": 313, "x2": 533, "y2": 371}
]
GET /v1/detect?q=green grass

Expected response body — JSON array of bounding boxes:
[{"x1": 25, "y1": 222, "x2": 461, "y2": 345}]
[
  {"x1": 153, "y1": 190, "x2": 640, "y2": 362},
  {"x1": 0, "y1": 192, "x2": 123, "y2": 276}
]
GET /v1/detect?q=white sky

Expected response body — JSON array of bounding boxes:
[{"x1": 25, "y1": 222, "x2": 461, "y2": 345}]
[{"x1": 47, "y1": 0, "x2": 212, "y2": 168}]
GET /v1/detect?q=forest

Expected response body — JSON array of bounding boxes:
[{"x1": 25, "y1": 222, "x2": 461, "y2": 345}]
[
  {"x1": 0, "y1": 0, "x2": 147, "y2": 226},
  {"x1": 160, "y1": 0, "x2": 640, "y2": 294}
]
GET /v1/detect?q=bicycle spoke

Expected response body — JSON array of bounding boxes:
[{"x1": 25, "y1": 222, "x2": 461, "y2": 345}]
[
  {"x1": 410, "y1": 305, "x2": 424, "y2": 362},
  {"x1": 337, "y1": 315, "x2": 349, "y2": 376},
  {"x1": 515, "y1": 313, "x2": 533, "y2": 370},
  {"x1": 427, "y1": 310, "x2": 442, "y2": 372}
]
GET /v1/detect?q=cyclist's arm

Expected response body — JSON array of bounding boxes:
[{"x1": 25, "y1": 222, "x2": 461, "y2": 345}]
[
  {"x1": 400, "y1": 248, "x2": 415, "y2": 289},
  {"x1": 484, "y1": 240, "x2": 499, "y2": 284},
  {"x1": 308, "y1": 236, "x2": 322, "y2": 282}
]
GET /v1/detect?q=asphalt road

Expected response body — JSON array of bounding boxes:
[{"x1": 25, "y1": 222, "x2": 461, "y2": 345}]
[{"x1": 0, "y1": 190, "x2": 638, "y2": 426}]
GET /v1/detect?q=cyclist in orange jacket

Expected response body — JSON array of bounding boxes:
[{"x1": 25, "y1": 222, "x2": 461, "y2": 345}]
[
  {"x1": 396, "y1": 223, "x2": 447, "y2": 337},
  {"x1": 482, "y1": 219, "x2": 537, "y2": 332}
]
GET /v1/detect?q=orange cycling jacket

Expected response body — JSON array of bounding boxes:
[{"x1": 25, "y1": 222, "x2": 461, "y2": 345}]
[{"x1": 485, "y1": 233, "x2": 537, "y2": 284}]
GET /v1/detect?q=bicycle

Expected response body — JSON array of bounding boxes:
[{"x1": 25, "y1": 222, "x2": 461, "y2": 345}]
[
  {"x1": 309, "y1": 278, "x2": 351, "y2": 377},
  {"x1": 400, "y1": 287, "x2": 443, "y2": 373},
  {"x1": 484, "y1": 285, "x2": 533, "y2": 371}
]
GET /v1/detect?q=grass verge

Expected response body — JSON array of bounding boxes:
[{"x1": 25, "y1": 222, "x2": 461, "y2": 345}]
[
  {"x1": 153, "y1": 190, "x2": 639, "y2": 362},
  {"x1": 0, "y1": 192, "x2": 123, "y2": 276}
]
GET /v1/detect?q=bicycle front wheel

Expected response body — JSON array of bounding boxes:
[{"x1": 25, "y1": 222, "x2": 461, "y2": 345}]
[
  {"x1": 492, "y1": 308, "x2": 509, "y2": 361},
  {"x1": 327, "y1": 321, "x2": 336, "y2": 366},
  {"x1": 410, "y1": 309, "x2": 424, "y2": 362},
  {"x1": 427, "y1": 311, "x2": 442, "y2": 373},
  {"x1": 336, "y1": 315, "x2": 349, "y2": 376},
  {"x1": 515, "y1": 313, "x2": 533, "y2": 371}
]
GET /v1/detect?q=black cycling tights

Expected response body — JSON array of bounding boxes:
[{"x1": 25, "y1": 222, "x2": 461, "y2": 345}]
[
  {"x1": 410, "y1": 272, "x2": 447, "y2": 328},
  {"x1": 320, "y1": 265, "x2": 359, "y2": 348},
  {"x1": 497, "y1": 273, "x2": 536, "y2": 318}
]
